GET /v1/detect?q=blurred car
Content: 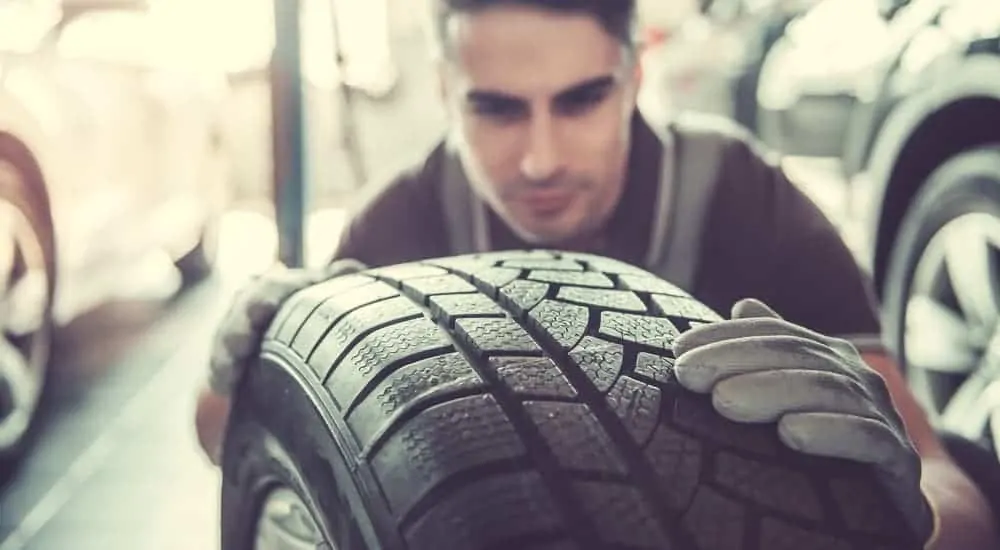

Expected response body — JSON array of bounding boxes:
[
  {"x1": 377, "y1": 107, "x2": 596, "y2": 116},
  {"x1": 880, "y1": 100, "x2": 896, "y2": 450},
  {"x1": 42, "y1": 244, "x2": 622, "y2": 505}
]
[
  {"x1": 0, "y1": 0, "x2": 230, "y2": 466},
  {"x1": 760, "y1": 0, "x2": 1000, "y2": 442},
  {"x1": 637, "y1": 0, "x2": 816, "y2": 132}
]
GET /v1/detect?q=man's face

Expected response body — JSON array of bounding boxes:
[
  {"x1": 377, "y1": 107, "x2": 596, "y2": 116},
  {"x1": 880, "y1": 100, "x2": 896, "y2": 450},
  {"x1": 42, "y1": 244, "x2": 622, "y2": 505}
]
[{"x1": 440, "y1": 5, "x2": 641, "y2": 247}]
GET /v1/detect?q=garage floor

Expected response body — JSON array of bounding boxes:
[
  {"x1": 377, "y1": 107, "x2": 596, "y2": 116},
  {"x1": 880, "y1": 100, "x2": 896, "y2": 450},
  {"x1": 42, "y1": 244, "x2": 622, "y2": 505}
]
[{"x1": 0, "y1": 278, "x2": 228, "y2": 550}]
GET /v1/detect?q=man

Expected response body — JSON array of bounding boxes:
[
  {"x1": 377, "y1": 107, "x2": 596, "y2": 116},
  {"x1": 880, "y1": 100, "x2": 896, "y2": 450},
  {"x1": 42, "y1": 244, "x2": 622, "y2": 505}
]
[{"x1": 196, "y1": 1, "x2": 999, "y2": 548}]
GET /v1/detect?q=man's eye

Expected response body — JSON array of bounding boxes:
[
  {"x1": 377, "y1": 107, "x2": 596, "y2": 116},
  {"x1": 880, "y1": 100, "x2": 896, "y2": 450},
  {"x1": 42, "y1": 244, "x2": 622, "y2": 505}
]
[
  {"x1": 555, "y1": 88, "x2": 610, "y2": 116},
  {"x1": 470, "y1": 100, "x2": 526, "y2": 120}
]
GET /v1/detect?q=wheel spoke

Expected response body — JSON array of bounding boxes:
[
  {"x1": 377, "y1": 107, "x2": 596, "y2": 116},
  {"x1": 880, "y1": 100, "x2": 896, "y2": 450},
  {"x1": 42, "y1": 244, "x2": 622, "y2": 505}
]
[
  {"x1": 2, "y1": 269, "x2": 47, "y2": 336},
  {"x1": 943, "y1": 215, "x2": 1000, "y2": 334},
  {"x1": 905, "y1": 294, "x2": 980, "y2": 373}
]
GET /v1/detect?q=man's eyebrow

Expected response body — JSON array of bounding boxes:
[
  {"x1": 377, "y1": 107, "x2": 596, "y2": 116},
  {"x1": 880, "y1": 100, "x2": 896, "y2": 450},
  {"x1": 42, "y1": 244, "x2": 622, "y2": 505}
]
[
  {"x1": 466, "y1": 89, "x2": 526, "y2": 105},
  {"x1": 464, "y1": 75, "x2": 617, "y2": 105},
  {"x1": 553, "y1": 75, "x2": 616, "y2": 102}
]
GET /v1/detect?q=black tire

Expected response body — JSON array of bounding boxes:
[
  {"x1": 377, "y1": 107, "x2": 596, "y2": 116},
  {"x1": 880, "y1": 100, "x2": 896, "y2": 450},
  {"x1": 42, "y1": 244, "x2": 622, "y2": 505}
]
[
  {"x1": 222, "y1": 251, "x2": 921, "y2": 550},
  {"x1": 881, "y1": 146, "x2": 1000, "y2": 440}
]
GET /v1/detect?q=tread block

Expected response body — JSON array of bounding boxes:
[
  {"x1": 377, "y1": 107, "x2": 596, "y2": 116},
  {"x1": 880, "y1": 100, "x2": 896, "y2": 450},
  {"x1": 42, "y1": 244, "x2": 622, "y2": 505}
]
[
  {"x1": 289, "y1": 281, "x2": 399, "y2": 358},
  {"x1": 566, "y1": 254, "x2": 652, "y2": 276},
  {"x1": 652, "y1": 294, "x2": 723, "y2": 323},
  {"x1": 372, "y1": 395, "x2": 528, "y2": 517},
  {"x1": 529, "y1": 270, "x2": 615, "y2": 289},
  {"x1": 403, "y1": 472, "x2": 563, "y2": 550},
  {"x1": 567, "y1": 337, "x2": 624, "y2": 393},
  {"x1": 618, "y1": 274, "x2": 687, "y2": 296},
  {"x1": 605, "y1": 376, "x2": 661, "y2": 445},
  {"x1": 473, "y1": 250, "x2": 558, "y2": 262},
  {"x1": 715, "y1": 452, "x2": 822, "y2": 521},
  {"x1": 269, "y1": 274, "x2": 374, "y2": 342},
  {"x1": 370, "y1": 263, "x2": 448, "y2": 282},
  {"x1": 681, "y1": 487, "x2": 745, "y2": 550},
  {"x1": 673, "y1": 393, "x2": 778, "y2": 456},
  {"x1": 527, "y1": 300, "x2": 588, "y2": 350},
  {"x1": 347, "y1": 353, "x2": 484, "y2": 449},
  {"x1": 326, "y1": 317, "x2": 454, "y2": 411},
  {"x1": 572, "y1": 481, "x2": 672, "y2": 548},
  {"x1": 305, "y1": 295, "x2": 421, "y2": 376},
  {"x1": 524, "y1": 401, "x2": 626, "y2": 475},
  {"x1": 499, "y1": 280, "x2": 550, "y2": 316},
  {"x1": 401, "y1": 274, "x2": 478, "y2": 303},
  {"x1": 634, "y1": 352, "x2": 676, "y2": 385},
  {"x1": 489, "y1": 356, "x2": 577, "y2": 399},
  {"x1": 760, "y1": 518, "x2": 852, "y2": 550},
  {"x1": 502, "y1": 258, "x2": 584, "y2": 272},
  {"x1": 469, "y1": 267, "x2": 524, "y2": 294},
  {"x1": 556, "y1": 287, "x2": 646, "y2": 313},
  {"x1": 829, "y1": 477, "x2": 904, "y2": 536},
  {"x1": 429, "y1": 293, "x2": 506, "y2": 324},
  {"x1": 455, "y1": 317, "x2": 543, "y2": 356},
  {"x1": 598, "y1": 312, "x2": 680, "y2": 352},
  {"x1": 643, "y1": 425, "x2": 702, "y2": 510}
]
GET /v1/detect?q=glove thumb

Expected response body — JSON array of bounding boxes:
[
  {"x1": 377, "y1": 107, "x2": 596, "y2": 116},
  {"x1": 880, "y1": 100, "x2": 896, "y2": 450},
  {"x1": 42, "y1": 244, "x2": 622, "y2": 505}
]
[{"x1": 731, "y1": 298, "x2": 783, "y2": 320}]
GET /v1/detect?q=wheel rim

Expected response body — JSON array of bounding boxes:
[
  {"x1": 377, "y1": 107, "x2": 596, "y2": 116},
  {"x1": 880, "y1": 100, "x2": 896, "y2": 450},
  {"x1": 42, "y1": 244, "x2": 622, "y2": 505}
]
[
  {"x1": 904, "y1": 211, "x2": 1000, "y2": 439},
  {"x1": 254, "y1": 487, "x2": 330, "y2": 550}
]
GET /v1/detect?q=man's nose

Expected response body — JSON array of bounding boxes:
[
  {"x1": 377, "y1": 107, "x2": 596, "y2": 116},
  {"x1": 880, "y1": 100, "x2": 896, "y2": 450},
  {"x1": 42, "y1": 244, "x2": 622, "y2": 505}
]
[{"x1": 520, "y1": 115, "x2": 561, "y2": 181}]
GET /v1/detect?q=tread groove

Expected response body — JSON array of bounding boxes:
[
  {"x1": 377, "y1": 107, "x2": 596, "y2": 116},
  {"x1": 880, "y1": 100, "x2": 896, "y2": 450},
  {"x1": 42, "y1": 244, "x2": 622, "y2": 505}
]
[
  {"x1": 450, "y1": 263, "x2": 697, "y2": 548},
  {"x1": 379, "y1": 267, "x2": 605, "y2": 547},
  {"x1": 317, "y1": 312, "x2": 426, "y2": 380}
]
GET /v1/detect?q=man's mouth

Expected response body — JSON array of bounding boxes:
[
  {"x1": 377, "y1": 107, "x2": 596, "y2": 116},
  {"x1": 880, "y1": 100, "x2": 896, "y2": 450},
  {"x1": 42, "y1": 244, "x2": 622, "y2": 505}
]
[{"x1": 520, "y1": 188, "x2": 575, "y2": 216}]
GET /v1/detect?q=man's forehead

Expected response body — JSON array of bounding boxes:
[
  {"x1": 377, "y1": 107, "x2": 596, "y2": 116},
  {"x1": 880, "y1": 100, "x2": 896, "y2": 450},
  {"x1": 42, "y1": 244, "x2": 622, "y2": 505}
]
[{"x1": 444, "y1": 5, "x2": 626, "y2": 98}]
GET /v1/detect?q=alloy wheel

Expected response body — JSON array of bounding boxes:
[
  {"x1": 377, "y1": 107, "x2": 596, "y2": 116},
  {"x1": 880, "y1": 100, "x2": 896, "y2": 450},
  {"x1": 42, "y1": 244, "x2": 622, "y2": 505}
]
[{"x1": 904, "y1": 211, "x2": 1000, "y2": 440}]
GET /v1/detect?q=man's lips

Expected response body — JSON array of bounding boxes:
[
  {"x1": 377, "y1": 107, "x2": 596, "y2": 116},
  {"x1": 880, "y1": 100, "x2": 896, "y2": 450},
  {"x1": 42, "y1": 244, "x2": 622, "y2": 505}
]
[{"x1": 519, "y1": 188, "x2": 575, "y2": 215}]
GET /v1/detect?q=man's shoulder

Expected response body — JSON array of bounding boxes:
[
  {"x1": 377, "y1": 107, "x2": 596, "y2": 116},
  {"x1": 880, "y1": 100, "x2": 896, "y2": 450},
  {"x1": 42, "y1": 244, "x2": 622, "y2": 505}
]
[
  {"x1": 357, "y1": 142, "x2": 445, "y2": 209},
  {"x1": 668, "y1": 112, "x2": 779, "y2": 168}
]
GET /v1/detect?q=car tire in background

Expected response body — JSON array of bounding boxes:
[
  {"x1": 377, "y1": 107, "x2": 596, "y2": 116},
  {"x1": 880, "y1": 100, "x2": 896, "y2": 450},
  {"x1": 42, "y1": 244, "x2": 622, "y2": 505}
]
[
  {"x1": 220, "y1": 251, "x2": 922, "y2": 550},
  {"x1": 0, "y1": 135, "x2": 57, "y2": 475},
  {"x1": 882, "y1": 147, "x2": 1000, "y2": 443}
]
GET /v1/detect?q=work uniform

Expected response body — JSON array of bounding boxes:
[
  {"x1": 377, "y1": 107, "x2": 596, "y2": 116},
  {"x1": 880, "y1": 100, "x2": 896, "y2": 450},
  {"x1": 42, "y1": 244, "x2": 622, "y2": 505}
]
[{"x1": 332, "y1": 111, "x2": 882, "y2": 341}]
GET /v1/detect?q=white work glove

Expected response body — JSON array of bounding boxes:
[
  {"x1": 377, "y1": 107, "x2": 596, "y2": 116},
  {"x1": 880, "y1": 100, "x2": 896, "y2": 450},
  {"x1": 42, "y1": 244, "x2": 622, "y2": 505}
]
[
  {"x1": 672, "y1": 298, "x2": 934, "y2": 544},
  {"x1": 207, "y1": 259, "x2": 367, "y2": 396}
]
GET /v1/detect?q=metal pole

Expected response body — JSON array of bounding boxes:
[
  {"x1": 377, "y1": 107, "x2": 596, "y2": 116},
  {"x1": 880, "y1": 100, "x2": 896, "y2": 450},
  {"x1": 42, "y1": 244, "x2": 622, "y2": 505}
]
[
  {"x1": 327, "y1": 0, "x2": 368, "y2": 188},
  {"x1": 271, "y1": 0, "x2": 308, "y2": 268}
]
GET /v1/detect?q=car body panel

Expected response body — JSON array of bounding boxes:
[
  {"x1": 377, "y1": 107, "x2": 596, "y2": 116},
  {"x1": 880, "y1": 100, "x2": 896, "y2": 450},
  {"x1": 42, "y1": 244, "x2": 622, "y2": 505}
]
[{"x1": 0, "y1": 2, "x2": 230, "y2": 323}]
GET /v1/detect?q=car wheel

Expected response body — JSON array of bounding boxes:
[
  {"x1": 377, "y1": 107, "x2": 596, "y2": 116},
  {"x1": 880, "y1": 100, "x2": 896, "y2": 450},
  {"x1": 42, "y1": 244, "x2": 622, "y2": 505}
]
[
  {"x1": 882, "y1": 146, "x2": 1000, "y2": 442},
  {"x1": 221, "y1": 251, "x2": 921, "y2": 550},
  {"x1": 0, "y1": 144, "x2": 55, "y2": 472}
]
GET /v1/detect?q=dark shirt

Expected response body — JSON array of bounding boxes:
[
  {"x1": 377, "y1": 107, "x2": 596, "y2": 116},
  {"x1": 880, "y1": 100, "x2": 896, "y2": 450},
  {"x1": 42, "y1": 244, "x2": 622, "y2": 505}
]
[{"x1": 332, "y1": 113, "x2": 881, "y2": 338}]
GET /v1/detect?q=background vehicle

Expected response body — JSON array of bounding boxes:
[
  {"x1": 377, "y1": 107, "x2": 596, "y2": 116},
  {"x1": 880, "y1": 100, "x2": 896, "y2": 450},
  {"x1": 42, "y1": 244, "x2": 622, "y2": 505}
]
[
  {"x1": 760, "y1": 0, "x2": 1000, "y2": 444},
  {"x1": 638, "y1": 0, "x2": 816, "y2": 132},
  {"x1": 0, "y1": 0, "x2": 230, "y2": 467}
]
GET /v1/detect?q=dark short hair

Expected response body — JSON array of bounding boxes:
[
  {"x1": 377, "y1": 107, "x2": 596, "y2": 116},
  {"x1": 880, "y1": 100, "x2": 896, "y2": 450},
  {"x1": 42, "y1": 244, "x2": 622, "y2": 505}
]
[{"x1": 427, "y1": 0, "x2": 638, "y2": 58}]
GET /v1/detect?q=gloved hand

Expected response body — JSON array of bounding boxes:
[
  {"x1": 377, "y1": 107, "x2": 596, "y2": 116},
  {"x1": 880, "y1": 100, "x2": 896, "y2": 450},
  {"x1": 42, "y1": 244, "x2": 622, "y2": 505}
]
[
  {"x1": 207, "y1": 258, "x2": 367, "y2": 397},
  {"x1": 672, "y1": 298, "x2": 934, "y2": 544}
]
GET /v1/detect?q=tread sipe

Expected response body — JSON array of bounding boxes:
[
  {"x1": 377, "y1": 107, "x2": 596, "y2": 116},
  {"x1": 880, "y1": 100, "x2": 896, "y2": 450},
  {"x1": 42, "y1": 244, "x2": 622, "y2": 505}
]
[{"x1": 260, "y1": 250, "x2": 919, "y2": 550}]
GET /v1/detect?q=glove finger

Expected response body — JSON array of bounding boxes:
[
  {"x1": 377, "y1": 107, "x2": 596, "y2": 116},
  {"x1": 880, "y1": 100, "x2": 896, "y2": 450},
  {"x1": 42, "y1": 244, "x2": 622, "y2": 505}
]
[
  {"x1": 673, "y1": 317, "x2": 825, "y2": 357},
  {"x1": 674, "y1": 335, "x2": 845, "y2": 393},
  {"x1": 731, "y1": 298, "x2": 783, "y2": 320},
  {"x1": 325, "y1": 258, "x2": 368, "y2": 277},
  {"x1": 778, "y1": 412, "x2": 930, "y2": 541},
  {"x1": 713, "y1": 370, "x2": 884, "y2": 423}
]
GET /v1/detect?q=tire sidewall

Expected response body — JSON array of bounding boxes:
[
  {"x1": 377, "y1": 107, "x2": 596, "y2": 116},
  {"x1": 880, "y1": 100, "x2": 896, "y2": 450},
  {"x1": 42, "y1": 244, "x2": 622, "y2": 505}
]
[
  {"x1": 882, "y1": 147, "x2": 1000, "y2": 384},
  {"x1": 0, "y1": 138, "x2": 56, "y2": 463},
  {"x1": 221, "y1": 352, "x2": 393, "y2": 550}
]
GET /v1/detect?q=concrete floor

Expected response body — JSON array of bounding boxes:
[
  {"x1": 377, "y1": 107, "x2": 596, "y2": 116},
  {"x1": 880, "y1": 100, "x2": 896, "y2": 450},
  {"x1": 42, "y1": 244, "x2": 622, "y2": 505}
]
[{"x1": 0, "y1": 278, "x2": 229, "y2": 550}]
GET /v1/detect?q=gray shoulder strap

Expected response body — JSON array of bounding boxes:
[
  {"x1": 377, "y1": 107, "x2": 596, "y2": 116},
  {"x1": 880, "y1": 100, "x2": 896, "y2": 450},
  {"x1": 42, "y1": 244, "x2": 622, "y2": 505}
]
[
  {"x1": 440, "y1": 143, "x2": 489, "y2": 255},
  {"x1": 645, "y1": 116, "x2": 726, "y2": 292}
]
